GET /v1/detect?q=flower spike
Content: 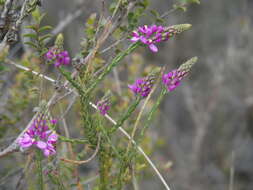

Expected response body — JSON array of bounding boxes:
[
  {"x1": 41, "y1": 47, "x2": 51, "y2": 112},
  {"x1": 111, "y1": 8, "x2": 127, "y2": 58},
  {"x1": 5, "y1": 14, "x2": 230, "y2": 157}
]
[
  {"x1": 130, "y1": 24, "x2": 192, "y2": 52},
  {"x1": 129, "y1": 75, "x2": 156, "y2": 98},
  {"x1": 162, "y1": 57, "x2": 197, "y2": 92},
  {"x1": 18, "y1": 116, "x2": 58, "y2": 157}
]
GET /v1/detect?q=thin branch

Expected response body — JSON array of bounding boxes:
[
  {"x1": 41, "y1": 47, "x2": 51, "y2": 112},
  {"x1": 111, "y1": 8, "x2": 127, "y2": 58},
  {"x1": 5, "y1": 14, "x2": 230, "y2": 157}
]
[
  {"x1": 100, "y1": 37, "x2": 127, "y2": 54},
  {"x1": 59, "y1": 93, "x2": 78, "y2": 119},
  {"x1": 132, "y1": 167, "x2": 139, "y2": 190},
  {"x1": 53, "y1": 89, "x2": 75, "y2": 105},
  {"x1": 0, "y1": 168, "x2": 23, "y2": 186},
  {"x1": 16, "y1": 152, "x2": 33, "y2": 189},
  {"x1": 113, "y1": 68, "x2": 122, "y2": 95},
  {"x1": 160, "y1": 3, "x2": 189, "y2": 19},
  {"x1": 8, "y1": 59, "x2": 55, "y2": 82},
  {"x1": 0, "y1": 113, "x2": 39, "y2": 158},
  {"x1": 160, "y1": 7, "x2": 177, "y2": 19},
  {"x1": 111, "y1": 0, "x2": 123, "y2": 19},
  {"x1": 229, "y1": 151, "x2": 235, "y2": 190},
  {"x1": 81, "y1": 174, "x2": 99, "y2": 185}
]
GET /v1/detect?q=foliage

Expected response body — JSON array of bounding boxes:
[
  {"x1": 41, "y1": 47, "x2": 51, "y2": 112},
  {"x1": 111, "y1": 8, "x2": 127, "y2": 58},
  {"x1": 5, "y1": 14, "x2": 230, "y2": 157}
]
[
  {"x1": 0, "y1": 0, "x2": 199, "y2": 190},
  {"x1": 24, "y1": 8, "x2": 52, "y2": 56}
]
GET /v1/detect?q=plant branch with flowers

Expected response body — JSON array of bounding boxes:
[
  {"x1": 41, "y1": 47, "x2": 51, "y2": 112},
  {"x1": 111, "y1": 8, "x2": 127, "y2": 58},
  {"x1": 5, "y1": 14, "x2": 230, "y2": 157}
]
[{"x1": 0, "y1": 0, "x2": 200, "y2": 189}]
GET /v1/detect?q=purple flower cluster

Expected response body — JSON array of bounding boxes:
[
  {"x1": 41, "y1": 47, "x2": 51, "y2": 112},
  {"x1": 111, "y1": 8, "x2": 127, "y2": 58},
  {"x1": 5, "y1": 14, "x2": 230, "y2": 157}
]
[
  {"x1": 128, "y1": 76, "x2": 155, "y2": 97},
  {"x1": 130, "y1": 25, "x2": 175, "y2": 52},
  {"x1": 97, "y1": 99, "x2": 110, "y2": 115},
  {"x1": 45, "y1": 48, "x2": 71, "y2": 67},
  {"x1": 162, "y1": 69, "x2": 187, "y2": 92},
  {"x1": 18, "y1": 118, "x2": 58, "y2": 157}
]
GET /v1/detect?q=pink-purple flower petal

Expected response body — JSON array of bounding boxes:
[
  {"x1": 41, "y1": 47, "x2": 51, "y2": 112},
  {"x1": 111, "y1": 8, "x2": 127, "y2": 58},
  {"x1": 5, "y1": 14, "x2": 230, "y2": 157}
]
[
  {"x1": 130, "y1": 25, "x2": 172, "y2": 52},
  {"x1": 36, "y1": 141, "x2": 47, "y2": 149},
  {"x1": 149, "y1": 44, "x2": 158, "y2": 52}
]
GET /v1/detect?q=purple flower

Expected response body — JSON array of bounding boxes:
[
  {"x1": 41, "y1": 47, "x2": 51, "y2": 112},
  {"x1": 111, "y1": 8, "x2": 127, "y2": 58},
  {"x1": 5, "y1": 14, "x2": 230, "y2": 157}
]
[
  {"x1": 45, "y1": 49, "x2": 56, "y2": 60},
  {"x1": 162, "y1": 69, "x2": 187, "y2": 92},
  {"x1": 43, "y1": 143, "x2": 56, "y2": 157},
  {"x1": 18, "y1": 133, "x2": 34, "y2": 148},
  {"x1": 48, "y1": 133, "x2": 58, "y2": 144},
  {"x1": 97, "y1": 99, "x2": 110, "y2": 115},
  {"x1": 45, "y1": 48, "x2": 71, "y2": 67},
  {"x1": 18, "y1": 117, "x2": 58, "y2": 157},
  {"x1": 55, "y1": 51, "x2": 70, "y2": 67},
  {"x1": 128, "y1": 76, "x2": 155, "y2": 97},
  {"x1": 50, "y1": 119, "x2": 58, "y2": 125},
  {"x1": 162, "y1": 57, "x2": 198, "y2": 92},
  {"x1": 130, "y1": 25, "x2": 172, "y2": 52}
]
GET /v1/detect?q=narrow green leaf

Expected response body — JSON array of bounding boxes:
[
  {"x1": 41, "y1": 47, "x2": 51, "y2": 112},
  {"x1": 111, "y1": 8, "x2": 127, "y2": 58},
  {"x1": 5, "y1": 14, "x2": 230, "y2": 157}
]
[
  {"x1": 38, "y1": 25, "x2": 53, "y2": 33},
  {"x1": 191, "y1": 0, "x2": 200, "y2": 4},
  {"x1": 39, "y1": 34, "x2": 52, "y2": 42},
  {"x1": 24, "y1": 41, "x2": 38, "y2": 49},
  {"x1": 32, "y1": 8, "x2": 41, "y2": 22},
  {"x1": 58, "y1": 67, "x2": 84, "y2": 95},
  {"x1": 25, "y1": 42, "x2": 38, "y2": 49},
  {"x1": 150, "y1": 10, "x2": 159, "y2": 18},
  {"x1": 173, "y1": 4, "x2": 187, "y2": 12},
  {"x1": 25, "y1": 25, "x2": 37, "y2": 31},
  {"x1": 23, "y1": 33, "x2": 37, "y2": 39},
  {"x1": 110, "y1": 97, "x2": 142, "y2": 134},
  {"x1": 39, "y1": 48, "x2": 49, "y2": 57},
  {"x1": 86, "y1": 13, "x2": 97, "y2": 26}
]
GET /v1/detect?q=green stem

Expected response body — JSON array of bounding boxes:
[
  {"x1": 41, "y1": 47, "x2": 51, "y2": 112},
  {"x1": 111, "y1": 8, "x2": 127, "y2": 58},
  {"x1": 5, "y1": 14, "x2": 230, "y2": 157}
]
[
  {"x1": 36, "y1": 150, "x2": 44, "y2": 190},
  {"x1": 110, "y1": 97, "x2": 141, "y2": 134},
  {"x1": 98, "y1": 146, "x2": 112, "y2": 190},
  {"x1": 58, "y1": 135, "x2": 88, "y2": 144},
  {"x1": 85, "y1": 42, "x2": 140, "y2": 96},
  {"x1": 98, "y1": 125, "x2": 121, "y2": 159},
  {"x1": 48, "y1": 173, "x2": 66, "y2": 190},
  {"x1": 58, "y1": 67, "x2": 84, "y2": 94},
  {"x1": 138, "y1": 87, "x2": 167, "y2": 143},
  {"x1": 80, "y1": 98, "x2": 98, "y2": 146},
  {"x1": 116, "y1": 157, "x2": 128, "y2": 190}
]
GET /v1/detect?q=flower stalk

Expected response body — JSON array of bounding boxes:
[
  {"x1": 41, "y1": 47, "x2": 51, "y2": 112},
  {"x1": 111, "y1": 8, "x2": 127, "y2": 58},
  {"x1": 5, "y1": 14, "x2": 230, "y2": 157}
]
[
  {"x1": 110, "y1": 97, "x2": 142, "y2": 134},
  {"x1": 36, "y1": 149, "x2": 44, "y2": 190}
]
